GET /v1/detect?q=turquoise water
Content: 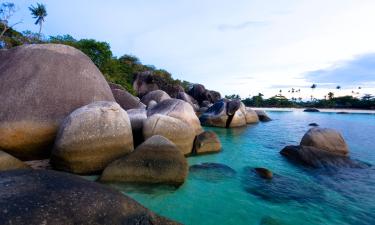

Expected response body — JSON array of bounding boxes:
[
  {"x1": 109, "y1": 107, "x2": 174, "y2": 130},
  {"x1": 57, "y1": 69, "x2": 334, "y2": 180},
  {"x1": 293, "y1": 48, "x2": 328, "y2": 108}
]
[{"x1": 112, "y1": 111, "x2": 375, "y2": 225}]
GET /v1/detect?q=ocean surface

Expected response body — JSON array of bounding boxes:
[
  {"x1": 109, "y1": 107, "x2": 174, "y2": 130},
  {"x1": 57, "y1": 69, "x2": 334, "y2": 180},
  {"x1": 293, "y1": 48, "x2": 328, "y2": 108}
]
[{"x1": 110, "y1": 111, "x2": 375, "y2": 225}]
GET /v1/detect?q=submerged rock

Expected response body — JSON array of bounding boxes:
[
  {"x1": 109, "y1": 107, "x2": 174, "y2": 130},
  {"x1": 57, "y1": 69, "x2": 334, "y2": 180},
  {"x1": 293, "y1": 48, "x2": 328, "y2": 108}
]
[
  {"x1": 0, "y1": 169, "x2": 179, "y2": 225},
  {"x1": 254, "y1": 167, "x2": 273, "y2": 179},
  {"x1": 192, "y1": 131, "x2": 222, "y2": 155},
  {"x1": 242, "y1": 166, "x2": 324, "y2": 203},
  {"x1": 0, "y1": 150, "x2": 29, "y2": 171},
  {"x1": 0, "y1": 44, "x2": 115, "y2": 160},
  {"x1": 100, "y1": 135, "x2": 188, "y2": 186},
  {"x1": 51, "y1": 101, "x2": 134, "y2": 174},
  {"x1": 301, "y1": 128, "x2": 349, "y2": 156},
  {"x1": 280, "y1": 145, "x2": 365, "y2": 168},
  {"x1": 308, "y1": 123, "x2": 319, "y2": 127},
  {"x1": 255, "y1": 110, "x2": 272, "y2": 122},
  {"x1": 143, "y1": 114, "x2": 196, "y2": 155},
  {"x1": 304, "y1": 108, "x2": 320, "y2": 112},
  {"x1": 189, "y1": 163, "x2": 236, "y2": 182}
]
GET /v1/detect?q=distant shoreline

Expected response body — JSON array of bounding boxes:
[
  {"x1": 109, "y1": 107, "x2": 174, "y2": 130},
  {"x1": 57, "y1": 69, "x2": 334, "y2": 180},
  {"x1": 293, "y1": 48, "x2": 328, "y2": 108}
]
[{"x1": 252, "y1": 107, "x2": 375, "y2": 114}]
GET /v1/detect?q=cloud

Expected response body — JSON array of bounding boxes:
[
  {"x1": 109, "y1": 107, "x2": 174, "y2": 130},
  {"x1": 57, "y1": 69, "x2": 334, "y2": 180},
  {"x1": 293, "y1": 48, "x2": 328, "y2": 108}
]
[
  {"x1": 218, "y1": 21, "x2": 268, "y2": 31},
  {"x1": 304, "y1": 53, "x2": 375, "y2": 86}
]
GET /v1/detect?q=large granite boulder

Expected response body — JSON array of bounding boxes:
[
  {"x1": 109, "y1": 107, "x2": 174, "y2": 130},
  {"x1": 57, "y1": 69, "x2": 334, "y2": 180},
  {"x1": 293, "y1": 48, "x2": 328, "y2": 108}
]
[
  {"x1": 127, "y1": 108, "x2": 147, "y2": 147},
  {"x1": 244, "y1": 107, "x2": 260, "y2": 124},
  {"x1": 255, "y1": 110, "x2": 272, "y2": 122},
  {"x1": 51, "y1": 101, "x2": 134, "y2": 174},
  {"x1": 108, "y1": 82, "x2": 125, "y2": 91},
  {"x1": 0, "y1": 44, "x2": 115, "y2": 160},
  {"x1": 176, "y1": 92, "x2": 200, "y2": 111},
  {"x1": 143, "y1": 114, "x2": 196, "y2": 155},
  {"x1": 0, "y1": 169, "x2": 179, "y2": 225},
  {"x1": 133, "y1": 71, "x2": 184, "y2": 98},
  {"x1": 280, "y1": 128, "x2": 364, "y2": 168},
  {"x1": 0, "y1": 150, "x2": 29, "y2": 171},
  {"x1": 111, "y1": 88, "x2": 146, "y2": 110},
  {"x1": 147, "y1": 99, "x2": 203, "y2": 135},
  {"x1": 192, "y1": 131, "x2": 222, "y2": 155},
  {"x1": 187, "y1": 84, "x2": 221, "y2": 106},
  {"x1": 141, "y1": 90, "x2": 171, "y2": 106},
  {"x1": 101, "y1": 135, "x2": 188, "y2": 186},
  {"x1": 300, "y1": 128, "x2": 349, "y2": 156},
  {"x1": 199, "y1": 99, "x2": 246, "y2": 128}
]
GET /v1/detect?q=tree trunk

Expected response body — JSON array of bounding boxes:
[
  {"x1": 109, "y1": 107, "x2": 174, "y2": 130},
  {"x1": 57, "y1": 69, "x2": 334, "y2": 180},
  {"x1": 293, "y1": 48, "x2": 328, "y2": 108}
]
[
  {"x1": 38, "y1": 23, "x2": 43, "y2": 40},
  {"x1": 0, "y1": 24, "x2": 9, "y2": 40}
]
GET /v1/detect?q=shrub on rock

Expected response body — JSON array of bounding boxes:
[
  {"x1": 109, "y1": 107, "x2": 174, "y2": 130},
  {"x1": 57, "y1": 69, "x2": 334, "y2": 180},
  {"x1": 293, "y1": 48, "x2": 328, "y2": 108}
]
[
  {"x1": 143, "y1": 114, "x2": 196, "y2": 155},
  {"x1": 0, "y1": 169, "x2": 180, "y2": 225},
  {"x1": 101, "y1": 135, "x2": 188, "y2": 186},
  {"x1": 0, "y1": 44, "x2": 115, "y2": 160},
  {"x1": 51, "y1": 101, "x2": 134, "y2": 174}
]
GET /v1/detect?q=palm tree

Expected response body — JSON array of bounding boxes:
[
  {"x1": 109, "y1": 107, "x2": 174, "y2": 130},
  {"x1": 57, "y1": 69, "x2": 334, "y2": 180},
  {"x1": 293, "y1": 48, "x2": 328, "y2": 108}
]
[
  {"x1": 328, "y1": 92, "x2": 334, "y2": 100},
  {"x1": 29, "y1": 3, "x2": 47, "y2": 38},
  {"x1": 310, "y1": 84, "x2": 317, "y2": 101}
]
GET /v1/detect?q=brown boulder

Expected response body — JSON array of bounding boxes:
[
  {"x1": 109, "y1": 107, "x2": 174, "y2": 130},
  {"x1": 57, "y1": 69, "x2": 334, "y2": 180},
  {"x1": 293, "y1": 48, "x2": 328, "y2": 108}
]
[
  {"x1": 101, "y1": 135, "x2": 188, "y2": 186},
  {"x1": 192, "y1": 131, "x2": 222, "y2": 155},
  {"x1": 0, "y1": 150, "x2": 29, "y2": 171},
  {"x1": 111, "y1": 89, "x2": 146, "y2": 110},
  {"x1": 141, "y1": 90, "x2": 171, "y2": 106},
  {"x1": 0, "y1": 44, "x2": 115, "y2": 160},
  {"x1": 51, "y1": 101, "x2": 134, "y2": 174}
]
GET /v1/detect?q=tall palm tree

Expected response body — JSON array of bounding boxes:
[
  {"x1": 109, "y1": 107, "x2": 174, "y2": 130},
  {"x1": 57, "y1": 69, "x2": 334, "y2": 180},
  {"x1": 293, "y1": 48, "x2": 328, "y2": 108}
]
[
  {"x1": 29, "y1": 3, "x2": 47, "y2": 38},
  {"x1": 310, "y1": 84, "x2": 317, "y2": 101}
]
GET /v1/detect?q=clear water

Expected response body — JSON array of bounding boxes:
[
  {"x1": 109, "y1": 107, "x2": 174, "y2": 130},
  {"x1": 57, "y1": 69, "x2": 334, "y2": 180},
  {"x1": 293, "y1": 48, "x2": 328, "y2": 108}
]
[{"x1": 111, "y1": 111, "x2": 375, "y2": 225}]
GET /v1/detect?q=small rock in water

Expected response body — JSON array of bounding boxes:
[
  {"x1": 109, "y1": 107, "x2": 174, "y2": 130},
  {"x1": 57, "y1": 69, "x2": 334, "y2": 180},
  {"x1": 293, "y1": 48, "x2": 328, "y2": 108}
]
[
  {"x1": 308, "y1": 123, "x2": 319, "y2": 126},
  {"x1": 189, "y1": 163, "x2": 236, "y2": 182},
  {"x1": 304, "y1": 108, "x2": 320, "y2": 112},
  {"x1": 254, "y1": 167, "x2": 273, "y2": 179}
]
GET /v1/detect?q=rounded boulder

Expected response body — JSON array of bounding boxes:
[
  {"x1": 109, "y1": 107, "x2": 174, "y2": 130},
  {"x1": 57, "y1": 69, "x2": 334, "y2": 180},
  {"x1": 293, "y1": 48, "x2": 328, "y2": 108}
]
[
  {"x1": 143, "y1": 114, "x2": 196, "y2": 155},
  {"x1": 51, "y1": 101, "x2": 134, "y2": 174},
  {"x1": 101, "y1": 135, "x2": 188, "y2": 186},
  {"x1": 0, "y1": 44, "x2": 115, "y2": 160},
  {"x1": 0, "y1": 169, "x2": 179, "y2": 225}
]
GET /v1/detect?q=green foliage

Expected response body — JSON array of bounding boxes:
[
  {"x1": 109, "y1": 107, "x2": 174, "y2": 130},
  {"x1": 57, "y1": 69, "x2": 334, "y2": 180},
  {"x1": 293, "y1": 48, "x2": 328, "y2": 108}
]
[{"x1": 225, "y1": 94, "x2": 241, "y2": 100}]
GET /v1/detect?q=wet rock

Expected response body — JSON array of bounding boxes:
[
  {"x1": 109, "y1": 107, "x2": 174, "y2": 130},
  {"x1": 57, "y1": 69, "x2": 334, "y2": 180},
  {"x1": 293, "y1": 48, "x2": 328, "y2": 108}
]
[
  {"x1": 127, "y1": 108, "x2": 147, "y2": 147},
  {"x1": 51, "y1": 101, "x2": 134, "y2": 174},
  {"x1": 141, "y1": 90, "x2": 171, "y2": 106},
  {"x1": 308, "y1": 123, "x2": 319, "y2": 127},
  {"x1": 101, "y1": 135, "x2": 188, "y2": 186},
  {"x1": 243, "y1": 107, "x2": 259, "y2": 124},
  {"x1": 255, "y1": 110, "x2": 272, "y2": 122},
  {"x1": 304, "y1": 108, "x2": 320, "y2": 112},
  {"x1": 0, "y1": 150, "x2": 29, "y2": 171},
  {"x1": 254, "y1": 167, "x2": 273, "y2": 179},
  {"x1": 147, "y1": 98, "x2": 203, "y2": 135},
  {"x1": 111, "y1": 88, "x2": 146, "y2": 110},
  {"x1": 301, "y1": 128, "x2": 349, "y2": 156},
  {"x1": 0, "y1": 169, "x2": 179, "y2": 225},
  {"x1": 189, "y1": 163, "x2": 236, "y2": 182},
  {"x1": 280, "y1": 145, "x2": 365, "y2": 168},
  {"x1": 0, "y1": 44, "x2": 115, "y2": 160},
  {"x1": 192, "y1": 131, "x2": 222, "y2": 155},
  {"x1": 143, "y1": 114, "x2": 196, "y2": 155}
]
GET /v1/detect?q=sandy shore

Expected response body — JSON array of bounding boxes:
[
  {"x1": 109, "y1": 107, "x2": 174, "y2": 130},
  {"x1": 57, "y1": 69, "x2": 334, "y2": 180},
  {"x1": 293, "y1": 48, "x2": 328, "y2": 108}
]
[{"x1": 252, "y1": 107, "x2": 375, "y2": 114}]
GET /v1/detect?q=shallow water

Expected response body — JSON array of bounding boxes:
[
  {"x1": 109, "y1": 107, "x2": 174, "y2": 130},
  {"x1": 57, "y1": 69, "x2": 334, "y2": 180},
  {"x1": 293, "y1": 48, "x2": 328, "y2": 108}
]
[{"x1": 117, "y1": 111, "x2": 375, "y2": 225}]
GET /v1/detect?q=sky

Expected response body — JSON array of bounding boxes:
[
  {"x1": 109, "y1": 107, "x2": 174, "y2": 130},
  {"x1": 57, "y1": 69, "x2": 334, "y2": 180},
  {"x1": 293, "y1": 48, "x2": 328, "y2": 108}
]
[{"x1": 8, "y1": 0, "x2": 375, "y2": 99}]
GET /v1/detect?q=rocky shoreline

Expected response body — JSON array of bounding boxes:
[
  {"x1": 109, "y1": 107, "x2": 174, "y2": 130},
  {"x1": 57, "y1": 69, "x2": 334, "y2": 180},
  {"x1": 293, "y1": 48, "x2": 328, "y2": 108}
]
[{"x1": 0, "y1": 44, "x2": 364, "y2": 224}]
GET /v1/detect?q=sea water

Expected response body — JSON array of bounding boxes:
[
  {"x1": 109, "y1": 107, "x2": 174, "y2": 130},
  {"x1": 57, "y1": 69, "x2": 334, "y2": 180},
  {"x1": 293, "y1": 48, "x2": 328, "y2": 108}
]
[{"x1": 114, "y1": 111, "x2": 375, "y2": 225}]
